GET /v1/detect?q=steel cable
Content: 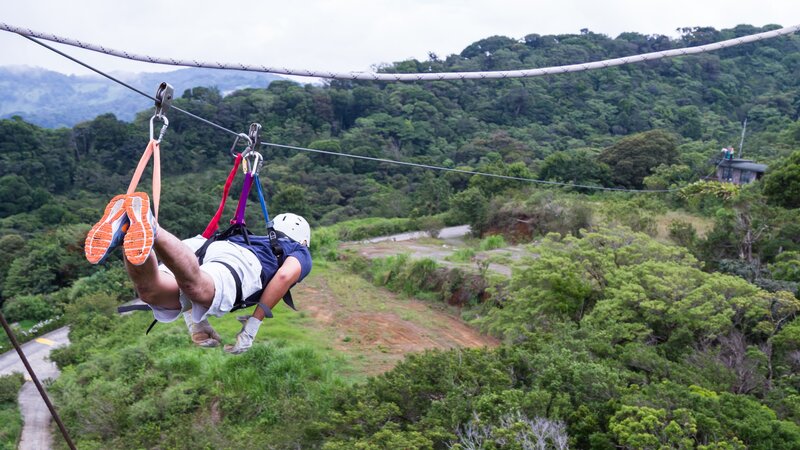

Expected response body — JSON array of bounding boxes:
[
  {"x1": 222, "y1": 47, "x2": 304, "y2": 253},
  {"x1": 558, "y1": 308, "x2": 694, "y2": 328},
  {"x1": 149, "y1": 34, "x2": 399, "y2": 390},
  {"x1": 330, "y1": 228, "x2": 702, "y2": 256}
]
[{"x1": 3, "y1": 22, "x2": 798, "y2": 81}]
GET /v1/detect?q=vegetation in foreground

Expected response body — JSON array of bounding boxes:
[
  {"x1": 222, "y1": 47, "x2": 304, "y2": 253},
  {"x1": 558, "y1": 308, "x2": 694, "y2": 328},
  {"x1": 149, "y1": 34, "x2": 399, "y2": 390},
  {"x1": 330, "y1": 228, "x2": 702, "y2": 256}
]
[
  {"x1": 41, "y1": 225, "x2": 800, "y2": 449},
  {"x1": 0, "y1": 373, "x2": 24, "y2": 450}
]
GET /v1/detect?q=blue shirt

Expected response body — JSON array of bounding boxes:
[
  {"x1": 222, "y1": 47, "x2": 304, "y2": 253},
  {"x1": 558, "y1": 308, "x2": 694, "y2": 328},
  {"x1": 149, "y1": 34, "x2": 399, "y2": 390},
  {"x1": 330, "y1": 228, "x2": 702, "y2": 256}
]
[{"x1": 227, "y1": 235, "x2": 312, "y2": 284}]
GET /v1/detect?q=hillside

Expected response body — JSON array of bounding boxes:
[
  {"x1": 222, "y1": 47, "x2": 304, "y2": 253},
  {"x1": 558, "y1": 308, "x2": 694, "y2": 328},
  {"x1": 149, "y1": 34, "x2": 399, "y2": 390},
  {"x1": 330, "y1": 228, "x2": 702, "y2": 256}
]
[
  {"x1": 0, "y1": 66, "x2": 284, "y2": 128},
  {"x1": 1, "y1": 23, "x2": 800, "y2": 449}
]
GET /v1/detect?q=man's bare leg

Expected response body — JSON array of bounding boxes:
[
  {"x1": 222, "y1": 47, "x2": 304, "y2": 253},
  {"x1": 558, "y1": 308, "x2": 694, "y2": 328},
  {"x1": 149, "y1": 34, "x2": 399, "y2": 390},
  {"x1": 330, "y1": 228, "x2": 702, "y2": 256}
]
[
  {"x1": 125, "y1": 228, "x2": 215, "y2": 310},
  {"x1": 125, "y1": 251, "x2": 180, "y2": 310}
]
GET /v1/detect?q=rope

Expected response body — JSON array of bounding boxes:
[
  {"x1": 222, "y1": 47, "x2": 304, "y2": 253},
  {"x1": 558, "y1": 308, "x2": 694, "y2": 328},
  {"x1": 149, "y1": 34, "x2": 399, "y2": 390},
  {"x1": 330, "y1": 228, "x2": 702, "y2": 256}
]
[
  {"x1": 19, "y1": 34, "x2": 679, "y2": 193},
  {"x1": 4, "y1": 22, "x2": 799, "y2": 81}
]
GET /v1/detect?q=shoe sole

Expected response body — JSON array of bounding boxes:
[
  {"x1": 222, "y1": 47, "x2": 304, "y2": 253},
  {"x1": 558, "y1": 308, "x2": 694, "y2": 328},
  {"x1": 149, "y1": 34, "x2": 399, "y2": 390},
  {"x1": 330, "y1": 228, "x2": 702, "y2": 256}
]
[
  {"x1": 124, "y1": 192, "x2": 155, "y2": 265},
  {"x1": 85, "y1": 194, "x2": 128, "y2": 264}
]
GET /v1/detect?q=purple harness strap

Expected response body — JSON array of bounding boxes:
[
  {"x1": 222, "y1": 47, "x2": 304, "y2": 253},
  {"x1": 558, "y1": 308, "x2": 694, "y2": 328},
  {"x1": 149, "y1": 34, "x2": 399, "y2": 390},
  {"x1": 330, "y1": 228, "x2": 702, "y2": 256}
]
[{"x1": 232, "y1": 172, "x2": 254, "y2": 225}]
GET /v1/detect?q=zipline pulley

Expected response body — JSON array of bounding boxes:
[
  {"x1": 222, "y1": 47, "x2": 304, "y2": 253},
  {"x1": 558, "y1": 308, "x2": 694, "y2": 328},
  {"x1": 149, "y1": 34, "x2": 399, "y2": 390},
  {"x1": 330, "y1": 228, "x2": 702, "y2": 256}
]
[
  {"x1": 149, "y1": 82, "x2": 173, "y2": 143},
  {"x1": 248, "y1": 122, "x2": 262, "y2": 150}
]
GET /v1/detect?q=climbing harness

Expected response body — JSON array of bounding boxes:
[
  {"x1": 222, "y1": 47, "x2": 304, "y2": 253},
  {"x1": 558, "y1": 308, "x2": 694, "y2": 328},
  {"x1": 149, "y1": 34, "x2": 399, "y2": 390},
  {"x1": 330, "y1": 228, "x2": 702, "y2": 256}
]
[{"x1": 193, "y1": 122, "x2": 298, "y2": 319}]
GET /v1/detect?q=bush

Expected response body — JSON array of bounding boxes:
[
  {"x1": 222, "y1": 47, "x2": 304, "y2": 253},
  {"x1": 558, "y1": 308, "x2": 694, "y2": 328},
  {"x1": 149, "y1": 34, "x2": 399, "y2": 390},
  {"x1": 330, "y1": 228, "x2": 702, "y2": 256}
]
[
  {"x1": 333, "y1": 217, "x2": 418, "y2": 241},
  {"x1": 63, "y1": 293, "x2": 118, "y2": 340},
  {"x1": 603, "y1": 201, "x2": 658, "y2": 236},
  {"x1": 1, "y1": 294, "x2": 52, "y2": 323},
  {"x1": 484, "y1": 191, "x2": 593, "y2": 241},
  {"x1": 68, "y1": 265, "x2": 132, "y2": 303},
  {"x1": 479, "y1": 235, "x2": 507, "y2": 251},
  {"x1": 0, "y1": 373, "x2": 24, "y2": 404},
  {"x1": 446, "y1": 248, "x2": 477, "y2": 263},
  {"x1": 668, "y1": 220, "x2": 698, "y2": 249}
]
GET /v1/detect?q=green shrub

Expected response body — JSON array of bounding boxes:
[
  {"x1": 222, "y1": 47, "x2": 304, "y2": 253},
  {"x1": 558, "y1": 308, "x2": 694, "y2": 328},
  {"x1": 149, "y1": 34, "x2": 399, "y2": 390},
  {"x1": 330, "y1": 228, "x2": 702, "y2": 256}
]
[
  {"x1": 770, "y1": 251, "x2": 800, "y2": 283},
  {"x1": 446, "y1": 248, "x2": 477, "y2": 263},
  {"x1": 68, "y1": 265, "x2": 132, "y2": 303},
  {"x1": 0, "y1": 373, "x2": 24, "y2": 404},
  {"x1": 668, "y1": 220, "x2": 698, "y2": 249},
  {"x1": 335, "y1": 217, "x2": 418, "y2": 241},
  {"x1": 479, "y1": 235, "x2": 507, "y2": 251},
  {"x1": 1, "y1": 294, "x2": 52, "y2": 322},
  {"x1": 63, "y1": 293, "x2": 118, "y2": 340},
  {"x1": 309, "y1": 227, "x2": 339, "y2": 261}
]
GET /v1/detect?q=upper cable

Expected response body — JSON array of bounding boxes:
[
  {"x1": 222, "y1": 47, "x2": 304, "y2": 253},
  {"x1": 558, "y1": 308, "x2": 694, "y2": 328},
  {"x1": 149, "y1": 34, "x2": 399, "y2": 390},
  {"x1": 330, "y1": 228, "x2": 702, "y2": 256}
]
[{"x1": 2, "y1": 22, "x2": 798, "y2": 81}]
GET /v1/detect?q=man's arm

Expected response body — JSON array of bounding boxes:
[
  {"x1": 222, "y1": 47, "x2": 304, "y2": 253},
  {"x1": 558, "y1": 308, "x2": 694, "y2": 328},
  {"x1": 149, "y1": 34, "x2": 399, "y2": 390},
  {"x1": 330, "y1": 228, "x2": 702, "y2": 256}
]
[{"x1": 252, "y1": 256, "x2": 302, "y2": 320}]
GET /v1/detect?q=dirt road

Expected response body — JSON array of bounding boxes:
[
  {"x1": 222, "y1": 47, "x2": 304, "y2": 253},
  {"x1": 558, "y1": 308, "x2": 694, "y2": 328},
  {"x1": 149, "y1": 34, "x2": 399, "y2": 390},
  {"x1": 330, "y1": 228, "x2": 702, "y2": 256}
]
[{"x1": 297, "y1": 268, "x2": 499, "y2": 376}]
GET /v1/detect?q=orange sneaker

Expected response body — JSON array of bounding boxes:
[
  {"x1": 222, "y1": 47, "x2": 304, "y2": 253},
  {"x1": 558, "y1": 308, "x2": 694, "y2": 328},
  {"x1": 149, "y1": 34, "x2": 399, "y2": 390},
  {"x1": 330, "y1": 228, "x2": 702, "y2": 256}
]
[
  {"x1": 85, "y1": 194, "x2": 129, "y2": 264},
  {"x1": 123, "y1": 192, "x2": 158, "y2": 265}
]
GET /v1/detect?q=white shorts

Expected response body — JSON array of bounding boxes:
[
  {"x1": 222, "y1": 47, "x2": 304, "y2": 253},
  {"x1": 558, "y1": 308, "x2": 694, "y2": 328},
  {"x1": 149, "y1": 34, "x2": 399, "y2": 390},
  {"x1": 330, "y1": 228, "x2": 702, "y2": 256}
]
[{"x1": 150, "y1": 235, "x2": 263, "y2": 323}]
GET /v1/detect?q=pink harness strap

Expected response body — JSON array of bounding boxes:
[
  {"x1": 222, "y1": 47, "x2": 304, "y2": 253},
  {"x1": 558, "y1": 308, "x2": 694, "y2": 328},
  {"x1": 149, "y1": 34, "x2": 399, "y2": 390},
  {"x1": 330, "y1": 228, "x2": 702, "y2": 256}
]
[{"x1": 126, "y1": 139, "x2": 161, "y2": 220}]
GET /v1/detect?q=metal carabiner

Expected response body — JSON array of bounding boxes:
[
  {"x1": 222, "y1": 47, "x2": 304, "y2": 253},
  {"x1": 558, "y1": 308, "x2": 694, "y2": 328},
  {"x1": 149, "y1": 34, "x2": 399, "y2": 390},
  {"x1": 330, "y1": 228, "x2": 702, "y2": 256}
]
[
  {"x1": 229, "y1": 133, "x2": 252, "y2": 158},
  {"x1": 247, "y1": 151, "x2": 264, "y2": 176},
  {"x1": 149, "y1": 114, "x2": 169, "y2": 143}
]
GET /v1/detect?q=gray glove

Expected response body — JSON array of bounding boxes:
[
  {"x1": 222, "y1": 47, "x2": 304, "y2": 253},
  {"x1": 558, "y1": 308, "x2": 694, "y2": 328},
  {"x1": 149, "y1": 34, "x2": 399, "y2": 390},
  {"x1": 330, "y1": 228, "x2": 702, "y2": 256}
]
[
  {"x1": 184, "y1": 312, "x2": 221, "y2": 348},
  {"x1": 224, "y1": 316, "x2": 262, "y2": 354}
]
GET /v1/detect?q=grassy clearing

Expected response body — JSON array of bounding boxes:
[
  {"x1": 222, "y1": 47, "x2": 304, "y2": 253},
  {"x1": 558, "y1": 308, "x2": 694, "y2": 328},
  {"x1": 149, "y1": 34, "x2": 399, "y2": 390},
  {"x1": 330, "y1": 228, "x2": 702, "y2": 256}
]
[
  {"x1": 319, "y1": 265, "x2": 439, "y2": 328},
  {"x1": 655, "y1": 210, "x2": 714, "y2": 241}
]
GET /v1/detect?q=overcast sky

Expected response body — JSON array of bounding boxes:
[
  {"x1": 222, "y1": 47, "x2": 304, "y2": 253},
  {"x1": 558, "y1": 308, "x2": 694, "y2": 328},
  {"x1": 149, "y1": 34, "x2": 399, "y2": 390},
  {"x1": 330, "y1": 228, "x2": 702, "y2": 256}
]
[{"x1": 1, "y1": 0, "x2": 799, "y2": 79}]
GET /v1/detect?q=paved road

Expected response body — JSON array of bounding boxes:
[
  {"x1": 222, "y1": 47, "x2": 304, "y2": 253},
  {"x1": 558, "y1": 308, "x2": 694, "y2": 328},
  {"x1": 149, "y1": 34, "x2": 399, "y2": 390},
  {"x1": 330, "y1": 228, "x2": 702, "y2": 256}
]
[
  {"x1": 0, "y1": 326, "x2": 70, "y2": 450},
  {"x1": 345, "y1": 224, "x2": 532, "y2": 277},
  {"x1": 359, "y1": 225, "x2": 471, "y2": 244}
]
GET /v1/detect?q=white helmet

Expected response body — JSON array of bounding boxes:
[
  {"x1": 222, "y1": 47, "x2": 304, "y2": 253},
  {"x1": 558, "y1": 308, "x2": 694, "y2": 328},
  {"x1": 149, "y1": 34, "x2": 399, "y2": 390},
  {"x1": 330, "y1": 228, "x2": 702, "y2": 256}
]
[{"x1": 273, "y1": 213, "x2": 311, "y2": 246}]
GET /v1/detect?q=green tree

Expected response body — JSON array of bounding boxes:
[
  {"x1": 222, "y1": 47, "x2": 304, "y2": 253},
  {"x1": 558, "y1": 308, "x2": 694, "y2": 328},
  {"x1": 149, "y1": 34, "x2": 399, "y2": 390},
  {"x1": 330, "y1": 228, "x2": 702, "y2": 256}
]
[
  {"x1": 0, "y1": 175, "x2": 51, "y2": 217},
  {"x1": 273, "y1": 184, "x2": 313, "y2": 219},
  {"x1": 762, "y1": 150, "x2": 800, "y2": 209},
  {"x1": 449, "y1": 187, "x2": 488, "y2": 232},
  {"x1": 538, "y1": 149, "x2": 612, "y2": 188},
  {"x1": 609, "y1": 405, "x2": 697, "y2": 449},
  {"x1": 599, "y1": 130, "x2": 679, "y2": 188}
]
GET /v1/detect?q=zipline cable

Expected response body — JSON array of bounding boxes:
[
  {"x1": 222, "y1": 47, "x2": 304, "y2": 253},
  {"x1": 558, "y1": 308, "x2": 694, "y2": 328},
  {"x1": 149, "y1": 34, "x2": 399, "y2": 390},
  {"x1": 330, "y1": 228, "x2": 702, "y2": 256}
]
[
  {"x1": 21, "y1": 33, "x2": 680, "y2": 193},
  {"x1": 259, "y1": 142, "x2": 677, "y2": 192},
  {"x1": 0, "y1": 312, "x2": 77, "y2": 450},
  {"x1": 3, "y1": 22, "x2": 799, "y2": 81}
]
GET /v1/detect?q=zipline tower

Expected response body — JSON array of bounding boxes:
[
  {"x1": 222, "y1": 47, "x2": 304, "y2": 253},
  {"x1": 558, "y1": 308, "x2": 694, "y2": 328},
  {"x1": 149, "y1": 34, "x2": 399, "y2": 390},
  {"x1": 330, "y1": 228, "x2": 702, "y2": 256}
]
[{"x1": 714, "y1": 119, "x2": 766, "y2": 185}]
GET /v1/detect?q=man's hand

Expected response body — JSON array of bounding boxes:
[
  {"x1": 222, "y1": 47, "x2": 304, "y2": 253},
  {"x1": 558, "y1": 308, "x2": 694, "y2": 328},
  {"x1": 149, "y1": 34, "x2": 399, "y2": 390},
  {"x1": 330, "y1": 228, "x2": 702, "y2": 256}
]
[
  {"x1": 184, "y1": 312, "x2": 221, "y2": 348},
  {"x1": 224, "y1": 316, "x2": 262, "y2": 354}
]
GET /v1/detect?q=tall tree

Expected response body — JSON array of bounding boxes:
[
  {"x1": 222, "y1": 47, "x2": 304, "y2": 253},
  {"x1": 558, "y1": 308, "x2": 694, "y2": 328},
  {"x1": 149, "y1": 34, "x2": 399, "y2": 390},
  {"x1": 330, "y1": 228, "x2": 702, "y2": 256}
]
[{"x1": 599, "y1": 129, "x2": 679, "y2": 188}]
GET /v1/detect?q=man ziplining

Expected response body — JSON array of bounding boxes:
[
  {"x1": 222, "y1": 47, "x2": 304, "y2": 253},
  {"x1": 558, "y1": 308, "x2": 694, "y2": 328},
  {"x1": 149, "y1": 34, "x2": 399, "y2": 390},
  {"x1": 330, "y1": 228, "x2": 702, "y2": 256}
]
[{"x1": 84, "y1": 191, "x2": 312, "y2": 354}]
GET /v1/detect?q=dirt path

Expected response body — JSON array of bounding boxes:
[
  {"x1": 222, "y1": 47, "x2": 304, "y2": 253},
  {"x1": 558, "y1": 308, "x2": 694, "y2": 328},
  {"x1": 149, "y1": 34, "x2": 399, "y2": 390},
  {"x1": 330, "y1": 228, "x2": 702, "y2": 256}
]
[{"x1": 296, "y1": 268, "x2": 499, "y2": 376}]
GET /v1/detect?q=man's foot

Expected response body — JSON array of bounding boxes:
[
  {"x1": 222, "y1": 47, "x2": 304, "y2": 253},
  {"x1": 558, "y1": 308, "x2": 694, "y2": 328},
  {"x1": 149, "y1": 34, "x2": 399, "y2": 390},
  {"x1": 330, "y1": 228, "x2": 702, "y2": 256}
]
[
  {"x1": 123, "y1": 192, "x2": 157, "y2": 266},
  {"x1": 85, "y1": 194, "x2": 129, "y2": 264}
]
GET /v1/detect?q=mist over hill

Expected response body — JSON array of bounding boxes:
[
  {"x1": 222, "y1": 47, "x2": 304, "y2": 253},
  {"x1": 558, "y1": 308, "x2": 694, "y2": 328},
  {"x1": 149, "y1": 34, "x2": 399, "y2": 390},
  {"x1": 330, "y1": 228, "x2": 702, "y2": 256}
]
[{"x1": 0, "y1": 66, "x2": 285, "y2": 128}]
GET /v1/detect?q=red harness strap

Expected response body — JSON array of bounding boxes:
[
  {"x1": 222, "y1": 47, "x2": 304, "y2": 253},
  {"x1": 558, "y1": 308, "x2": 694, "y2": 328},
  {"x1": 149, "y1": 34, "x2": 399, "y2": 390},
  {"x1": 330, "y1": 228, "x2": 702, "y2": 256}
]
[{"x1": 202, "y1": 153, "x2": 243, "y2": 238}]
